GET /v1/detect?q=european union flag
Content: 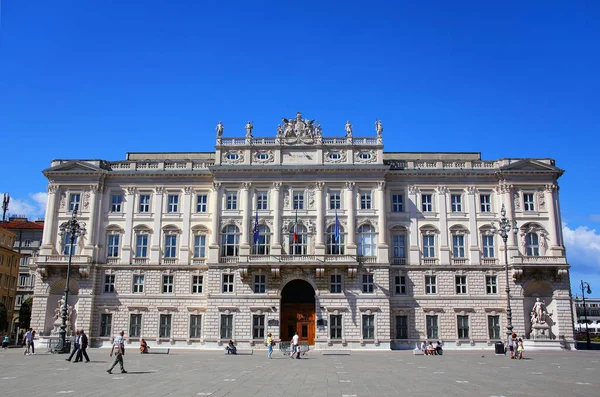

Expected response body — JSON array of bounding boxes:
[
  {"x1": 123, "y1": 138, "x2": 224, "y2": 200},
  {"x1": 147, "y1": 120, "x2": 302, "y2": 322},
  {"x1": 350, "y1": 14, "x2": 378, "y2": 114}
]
[
  {"x1": 334, "y1": 210, "x2": 340, "y2": 243},
  {"x1": 253, "y1": 210, "x2": 259, "y2": 244}
]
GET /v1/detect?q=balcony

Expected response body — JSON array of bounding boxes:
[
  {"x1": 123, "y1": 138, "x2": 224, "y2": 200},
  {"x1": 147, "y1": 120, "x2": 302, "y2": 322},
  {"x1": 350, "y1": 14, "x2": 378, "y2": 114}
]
[
  {"x1": 358, "y1": 256, "x2": 377, "y2": 264},
  {"x1": 391, "y1": 258, "x2": 407, "y2": 265},
  {"x1": 451, "y1": 258, "x2": 468, "y2": 266},
  {"x1": 324, "y1": 255, "x2": 356, "y2": 263},
  {"x1": 279, "y1": 255, "x2": 318, "y2": 262},
  {"x1": 481, "y1": 258, "x2": 498, "y2": 266},
  {"x1": 133, "y1": 258, "x2": 149, "y2": 265},
  {"x1": 162, "y1": 258, "x2": 178, "y2": 265},
  {"x1": 421, "y1": 258, "x2": 438, "y2": 266},
  {"x1": 218, "y1": 254, "x2": 361, "y2": 264},
  {"x1": 106, "y1": 258, "x2": 120, "y2": 265},
  {"x1": 510, "y1": 256, "x2": 568, "y2": 266},
  {"x1": 191, "y1": 258, "x2": 206, "y2": 265},
  {"x1": 40, "y1": 255, "x2": 92, "y2": 265},
  {"x1": 219, "y1": 257, "x2": 240, "y2": 264}
]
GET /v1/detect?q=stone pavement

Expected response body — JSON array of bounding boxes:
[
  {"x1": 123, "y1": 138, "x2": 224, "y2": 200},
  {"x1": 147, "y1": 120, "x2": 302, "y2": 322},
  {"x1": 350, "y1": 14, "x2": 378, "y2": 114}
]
[{"x1": 0, "y1": 347, "x2": 598, "y2": 397}]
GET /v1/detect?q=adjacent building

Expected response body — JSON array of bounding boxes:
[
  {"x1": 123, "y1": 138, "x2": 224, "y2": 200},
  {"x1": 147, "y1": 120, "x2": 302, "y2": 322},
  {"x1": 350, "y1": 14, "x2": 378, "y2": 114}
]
[
  {"x1": 0, "y1": 227, "x2": 23, "y2": 336},
  {"x1": 30, "y1": 113, "x2": 574, "y2": 350},
  {"x1": 573, "y1": 296, "x2": 600, "y2": 334}
]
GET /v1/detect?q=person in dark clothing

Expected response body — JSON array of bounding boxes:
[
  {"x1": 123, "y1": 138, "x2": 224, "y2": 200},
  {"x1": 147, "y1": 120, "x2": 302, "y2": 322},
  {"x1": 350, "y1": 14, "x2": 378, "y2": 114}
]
[
  {"x1": 66, "y1": 330, "x2": 81, "y2": 362},
  {"x1": 76, "y1": 329, "x2": 90, "y2": 362}
]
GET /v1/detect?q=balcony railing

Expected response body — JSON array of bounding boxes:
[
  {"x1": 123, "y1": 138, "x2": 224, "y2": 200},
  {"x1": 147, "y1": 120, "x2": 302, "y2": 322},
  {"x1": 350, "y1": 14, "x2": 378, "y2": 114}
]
[
  {"x1": 279, "y1": 255, "x2": 318, "y2": 262},
  {"x1": 219, "y1": 257, "x2": 240, "y2": 264},
  {"x1": 358, "y1": 256, "x2": 377, "y2": 264},
  {"x1": 452, "y1": 258, "x2": 468, "y2": 265},
  {"x1": 323, "y1": 255, "x2": 356, "y2": 262},
  {"x1": 133, "y1": 258, "x2": 149, "y2": 265},
  {"x1": 191, "y1": 258, "x2": 206, "y2": 265},
  {"x1": 391, "y1": 258, "x2": 407, "y2": 265},
  {"x1": 162, "y1": 258, "x2": 178, "y2": 265},
  {"x1": 106, "y1": 258, "x2": 120, "y2": 265},
  {"x1": 481, "y1": 258, "x2": 498, "y2": 266},
  {"x1": 39, "y1": 255, "x2": 92, "y2": 264},
  {"x1": 510, "y1": 256, "x2": 568, "y2": 265},
  {"x1": 422, "y1": 258, "x2": 438, "y2": 265}
]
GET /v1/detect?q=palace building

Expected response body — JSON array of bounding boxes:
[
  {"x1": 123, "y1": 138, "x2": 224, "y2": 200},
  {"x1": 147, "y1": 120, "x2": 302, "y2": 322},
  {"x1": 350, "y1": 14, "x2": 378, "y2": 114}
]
[{"x1": 30, "y1": 113, "x2": 575, "y2": 350}]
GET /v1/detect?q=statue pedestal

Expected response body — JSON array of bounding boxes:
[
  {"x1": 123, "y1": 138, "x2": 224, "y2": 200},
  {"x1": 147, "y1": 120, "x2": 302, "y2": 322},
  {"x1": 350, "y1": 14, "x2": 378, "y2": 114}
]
[{"x1": 531, "y1": 323, "x2": 551, "y2": 340}]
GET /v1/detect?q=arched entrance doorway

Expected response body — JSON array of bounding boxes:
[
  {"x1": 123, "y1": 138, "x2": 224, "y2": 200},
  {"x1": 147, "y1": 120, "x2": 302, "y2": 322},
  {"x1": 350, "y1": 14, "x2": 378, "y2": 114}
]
[{"x1": 280, "y1": 279, "x2": 316, "y2": 345}]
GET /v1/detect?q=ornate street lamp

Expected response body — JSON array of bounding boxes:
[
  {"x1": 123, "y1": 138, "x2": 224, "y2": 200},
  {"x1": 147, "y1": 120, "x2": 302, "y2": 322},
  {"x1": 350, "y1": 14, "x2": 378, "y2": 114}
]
[
  {"x1": 489, "y1": 204, "x2": 518, "y2": 352},
  {"x1": 56, "y1": 209, "x2": 86, "y2": 353},
  {"x1": 580, "y1": 280, "x2": 592, "y2": 350}
]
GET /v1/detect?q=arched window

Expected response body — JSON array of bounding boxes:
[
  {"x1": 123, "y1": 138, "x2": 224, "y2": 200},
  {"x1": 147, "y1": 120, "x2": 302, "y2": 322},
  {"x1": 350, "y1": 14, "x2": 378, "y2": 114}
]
[
  {"x1": 289, "y1": 224, "x2": 308, "y2": 255},
  {"x1": 525, "y1": 232, "x2": 539, "y2": 256},
  {"x1": 221, "y1": 225, "x2": 240, "y2": 257},
  {"x1": 357, "y1": 224, "x2": 376, "y2": 257},
  {"x1": 252, "y1": 225, "x2": 271, "y2": 255},
  {"x1": 326, "y1": 224, "x2": 345, "y2": 255}
]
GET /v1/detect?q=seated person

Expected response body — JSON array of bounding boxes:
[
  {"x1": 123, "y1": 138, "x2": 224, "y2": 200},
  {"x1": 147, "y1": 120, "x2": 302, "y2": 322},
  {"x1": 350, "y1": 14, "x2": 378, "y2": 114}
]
[
  {"x1": 140, "y1": 338, "x2": 149, "y2": 354},
  {"x1": 226, "y1": 340, "x2": 237, "y2": 355},
  {"x1": 427, "y1": 342, "x2": 435, "y2": 355},
  {"x1": 2, "y1": 335, "x2": 9, "y2": 349},
  {"x1": 421, "y1": 341, "x2": 428, "y2": 355},
  {"x1": 435, "y1": 341, "x2": 443, "y2": 355}
]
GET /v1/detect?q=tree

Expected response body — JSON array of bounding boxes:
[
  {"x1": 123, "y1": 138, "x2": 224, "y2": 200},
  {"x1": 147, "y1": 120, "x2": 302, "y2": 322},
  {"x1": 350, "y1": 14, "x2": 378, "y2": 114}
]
[
  {"x1": 19, "y1": 297, "x2": 33, "y2": 330},
  {"x1": 0, "y1": 303, "x2": 7, "y2": 332}
]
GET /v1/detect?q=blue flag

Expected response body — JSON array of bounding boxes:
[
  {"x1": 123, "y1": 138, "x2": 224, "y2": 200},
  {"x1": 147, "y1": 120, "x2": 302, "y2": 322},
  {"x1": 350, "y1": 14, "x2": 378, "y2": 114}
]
[
  {"x1": 253, "y1": 209, "x2": 259, "y2": 244},
  {"x1": 334, "y1": 210, "x2": 340, "y2": 243}
]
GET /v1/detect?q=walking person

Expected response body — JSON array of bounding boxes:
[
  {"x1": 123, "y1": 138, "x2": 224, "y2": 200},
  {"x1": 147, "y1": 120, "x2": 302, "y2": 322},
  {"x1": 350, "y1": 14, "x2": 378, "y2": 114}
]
[
  {"x1": 22, "y1": 328, "x2": 33, "y2": 355},
  {"x1": 291, "y1": 332, "x2": 300, "y2": 359},
  {"x1": 267, "y1": 333, "x2": 273, "y2": 359},
  {"x1": 517, "y1": 338, "x2": 524, "y2": 360},
  {"x1": 107, "y1": 330, "x2": 127, "y2": 374},
  {"x1": 508, "y1": 333, "x2": 515, "y2": 359},
  {"x1": 30, "y1": 330, "x2": 36, "y2": 354},
  {"x1": 65, "y1": 330, "x2": 81, "y2": 362},
  {"x1": 78, "y1": 329, "x2": 90, "y2": 362}
]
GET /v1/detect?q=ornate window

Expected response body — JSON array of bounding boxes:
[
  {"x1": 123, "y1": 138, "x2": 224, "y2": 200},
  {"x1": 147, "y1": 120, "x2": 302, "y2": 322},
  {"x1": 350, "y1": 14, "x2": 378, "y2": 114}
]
[
  {"x1": 357, "y1": 224, "x2": 376, "y2": 256},
  {"x1": 220, "y1": 225, "x2": 240, "y2": 257},
  {"x1": 362, "y1": 314, "x2": 375, "y2": 339},
  {"x1": 135, "y1": 234, "x2": 149, "y2": 258},
  {"x1": 395, "y1": 315, "x2": 408, "y2": 339},
  {"x1": 159, "y1": 314, "x2": 172, "y2": 338},
  {"x1": 254, "y1": 274, "x2": 266, "y2": 293},
  {"x1": 326, "y1": 224, "x2": 345, "y2": 255},
  {"x1": 167, "y1": 194, "x2": 179, "y2": 213},
  {"x1": 360, "y1": 192, "x2": 372, "y2": 210},
  {"x1": 362, "y1": 274, "x2": 374, "y2": 293},
  {"x1": 194, "y1": 234, "x2": 206, "y2": 258},
  {"x1": 394, "y1": 275, "x2": 406, "y2": 295},
  {"x1": 482, "y1": 234, "x2": 495, "y2": 258},
  {"x1": 329, "y1": 192, "x2": 341, "y2": 210},
  {"x1": 164, "y1": 234, "x2": 177, "y2": 258},
  {"x1": 293, "y1": 192, "x2": 304, "y2": 210},
  {"x1": 220, "y1": 314, "x2": 233, "y2": 339},
  {"x1": 100, "y1": 313, "x2": 112, "y2": 337},
  {"x1": 289, "y1": 224, "x2": 308, "y2": 255},
  {"x1": 253, "y1": 315, "x2": 265, "y2": 339},
  {"x1": 455, "y1": 275, "x2": 467, "y2": 294},
  {"x1": 523, "y1": 193, "x2": 535, "y2": 211},
  {"x1": 226, "y1": 192, "x2": 237, "y2": 210},
  {"x1": 488, "y1": 315, "x2": 501, "y2": 339},
  {"x1": 452, "y1": 235, "x2": 466, "y2": 258},
  {"x1": 68, "y1": 193, "x2": 80, "y2": 212},
  {"x1": 480, "y1": 194, "x2": 491, "y2": 212},
  {"x1": 252, "y1": 225, "x2": 271, "y2": 255},
  {"x1": 139, "y1": 194, "x2": 151, "y2": 213},
  {"x1": 130, "y1": 314, "x2": 142, "y2": 337},
  {"x1": 525, "y1": 232, "x2": 540, "y2": 256},
  {"x1": 107, "y1": 234, "x2": 120, "y2": 257},
  {"x1": 330, "y1": 315, "x2": 343, "y2": 339},
  {"x1": 425, "y1": 275, "x2": 437, "y2": 294},
  {"x1": 190, "y1": 315, "x2": 202, "y2": 338},
  {"x1": 196, "y1": 194, "x2": 208, "y2": 213},
  {"x1": 330, "y1": 274, "x2": 342, "y2": 293},
  {"x1": 192, "y1": 275, "x2": 203, "y2": 293},
  {"x1": 391, "y1": 194, "x2": 403, "y2": 212},
  {"x1": 426, "y1": 315, "x2": 438, "y2": 339},
  {"x1": 422, "y1": 234, "x2": 435, "y2": 258},
  {"x1": 110, "y1": 194, "x2": 123, "y2": 213},
  {"x1": 62, "y1": 232, "x2": 78, "y2": 255},
  {"x1": 392, "y1": 232, "x2": 406, "y2": 260},
  {"x1": 133, "y1": 275, "x2": 144, "y2": 293},
  {"x1": 256, "y1": 191, "x2": 268, "y2": 210},
  {"x1": 222, "y1": 274, "x2": 235, "y2": 293},
  {"x1": 162, "y1": 275, "x2": 174, "y2": 293},
  {"x1": 421, "y1": 194, "x2": 433, "y2": 212}
]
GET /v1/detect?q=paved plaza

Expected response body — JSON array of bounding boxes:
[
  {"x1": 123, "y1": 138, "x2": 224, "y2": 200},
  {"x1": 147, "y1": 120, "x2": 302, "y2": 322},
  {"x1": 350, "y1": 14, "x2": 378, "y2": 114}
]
[{"x1": 0, "y1": 347, "x2": 598, "y2": 397}]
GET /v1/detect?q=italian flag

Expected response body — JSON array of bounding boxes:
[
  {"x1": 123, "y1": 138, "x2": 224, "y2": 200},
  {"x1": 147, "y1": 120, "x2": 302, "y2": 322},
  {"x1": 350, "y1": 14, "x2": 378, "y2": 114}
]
[{"x1": 293, "y1": 208, "x2": 298, "y2": 242}]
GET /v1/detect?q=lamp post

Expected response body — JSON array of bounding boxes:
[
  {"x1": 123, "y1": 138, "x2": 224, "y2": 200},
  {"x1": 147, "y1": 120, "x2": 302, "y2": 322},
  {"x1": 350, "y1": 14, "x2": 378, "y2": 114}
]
[
  {"x1": 56, "y1": 210, "x2": 86, "y2": 353},
  {"x1": 489, "y1": 204, "x2": 518, "y2": 352},
  {"x1": 580, "y1": 280, "x2": 592, "y2": 350}
]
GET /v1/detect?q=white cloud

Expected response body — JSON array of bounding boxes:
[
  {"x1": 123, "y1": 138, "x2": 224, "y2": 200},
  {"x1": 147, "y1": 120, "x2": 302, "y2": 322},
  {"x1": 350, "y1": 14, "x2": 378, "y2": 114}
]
[
  {"x1": 0, "y1": 192, "x2": 47, "y2": 220},
  {"x1": 563, "y1": 224, "x2": 600, "y2": 270}
]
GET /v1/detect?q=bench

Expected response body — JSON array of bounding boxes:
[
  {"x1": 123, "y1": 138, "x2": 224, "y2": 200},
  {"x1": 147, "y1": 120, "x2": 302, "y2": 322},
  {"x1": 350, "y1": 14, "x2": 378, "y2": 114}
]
[{"x1": 224, "y1": 348, "x2": 253, "y2": 355}]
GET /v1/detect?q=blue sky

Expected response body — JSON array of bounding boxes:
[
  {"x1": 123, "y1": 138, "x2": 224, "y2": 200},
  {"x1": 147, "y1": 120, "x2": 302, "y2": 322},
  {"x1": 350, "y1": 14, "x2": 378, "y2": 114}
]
[{"x1": 1, "y1": 1, "x2": 599, "y2": 293}]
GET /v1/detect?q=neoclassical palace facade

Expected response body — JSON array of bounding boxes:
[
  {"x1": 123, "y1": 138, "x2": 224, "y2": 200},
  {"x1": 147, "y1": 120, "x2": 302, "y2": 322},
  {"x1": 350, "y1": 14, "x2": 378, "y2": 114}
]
[{"x1": 31, "y1": 114, "x2": 574, "y2": 350}]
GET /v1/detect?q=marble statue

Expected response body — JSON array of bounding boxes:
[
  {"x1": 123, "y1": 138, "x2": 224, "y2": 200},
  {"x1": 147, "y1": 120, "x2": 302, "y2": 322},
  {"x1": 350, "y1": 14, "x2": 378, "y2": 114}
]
[
  {"x1": 216, "y1": 121, "x2": 224, "y2": 137},
  {"x1": 345, "y1": 120, "x2": 353, "y2": 137},
  {"x1": 276, "y1": 124, "x2": 283, "y2": 137},
  {"x1": 51, "y1": 297, "x2": 75, "y2": 336},
  {"x1": 314, "y1": 122, "x2": 322, "y2": 137},
  {"x1": 245, "y1": 121, "x2": 253, "y2": 138},
  {"x1": 531, "y1": 298, "x2": 548, "y2": 324},
  {"x1": 375, "y1": 119, "x2": 383, "y2": 136}
]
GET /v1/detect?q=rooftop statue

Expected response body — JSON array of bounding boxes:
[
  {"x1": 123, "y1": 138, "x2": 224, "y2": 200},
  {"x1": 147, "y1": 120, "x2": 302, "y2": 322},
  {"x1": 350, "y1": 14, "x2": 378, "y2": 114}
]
[
  {"x1": 375, "y1": 119, "x2": 383, "y2": 137},
  {"x1": 245, "y1": 120, "x2": 253, "y2": 138},
  {"x1": 345, "y1": 120, "x2": 353, "y2": 137},
  {"x1": 216, "y1": 121, "x2": 224, "y2": 137},
  {"x1": 281, "y1": 112, "x2": 317, "y2": 143}
]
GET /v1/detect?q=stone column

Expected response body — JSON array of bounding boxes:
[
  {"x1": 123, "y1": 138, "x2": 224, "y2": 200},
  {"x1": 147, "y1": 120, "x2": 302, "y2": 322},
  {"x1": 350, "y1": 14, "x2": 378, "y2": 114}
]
[
  {"x1": 40, "y1": 183, "x2": 59, "y2": 255},
  {"x1": 376, "y1": 181, "x2": 389, "y2": 263},
  {"x1": 466, "y1": 186, "x2": 480, "y2": 265},
  {"x1": 545, "y1": 183, "x2": 561, "y2": 253},
  {"x1": 208, "y1": 182, "x2": 222, "y2": 263},
  {"x1": 240, "y1": 182, "x2": 251, "y2": 256},
  {"x1": 84, "y1": 185, "x2": 100, "y2": 257},
  {"x1": 315, "y1": 182, "x2": 325, "y2": 255},
  {"x1": 345, "y1": 182, "x2": 356, "y2": 255},
  {"x1": 150, "y1": 187, "x2": 164, "y2": 264},
  {"x1": 436, "y1": 186, "x2": 450, "y2": 265},
  {"x1": 408, "y1": 186, "x2": 421, "y2": 265},
  {"x1": 122, "y1": 187, "x2": 136, "y2": 264},
  {"x1": 271, "y1": 182, "x2": 282, "y2": 255},
  {"x1": 180, "y1": 187, "x2": 193, "y2": 264}
]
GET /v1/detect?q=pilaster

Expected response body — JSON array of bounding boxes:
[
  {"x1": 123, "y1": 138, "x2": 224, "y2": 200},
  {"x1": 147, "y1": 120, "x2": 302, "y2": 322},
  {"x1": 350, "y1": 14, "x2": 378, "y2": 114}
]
[
  {"x1": 545, "y1": 184, "x2": 562, "y2": 254},
  {"x1": 271, "y1": 182, "x2": 282, "y2": 255},
  {"x1": 208, "y1": 182, "x2": 222, "y2": 263},
  {"x1": 240, "y1": 182, "x2": 251, "y2": 256},
  {"x1": 436, "y1": 186, "x2": 450, "y2": 265},
  {"x1": 466, "y1": 186, "x2": 480, "y2": 265},
  {"x1": 150, "y1": 186, "x2": 164, "y2": 263},
  {"x1": 180, "y1": 186, "x2": 193, "y2": 264},
  {"x1": 376, "y1": 181, "x2": 389, "y2": 263},
  {"x1": 83, "y1": 184, "x2": 100, "y2": 257},
  {"x1": 408, "y1": 185, "x2": 421, "y2": 265},
  {"x1": 315, "y1": 182, "x2": 325, "y2": 255},
  {"x1": 40, "y1": 183, "x2": 59, "y2": 255},
  {"x1": 122, "y1": 187, "x2": 135, "y2": 264},
  {"x1": 345, "y1": 182, "x2": 357, "y2": 256}
]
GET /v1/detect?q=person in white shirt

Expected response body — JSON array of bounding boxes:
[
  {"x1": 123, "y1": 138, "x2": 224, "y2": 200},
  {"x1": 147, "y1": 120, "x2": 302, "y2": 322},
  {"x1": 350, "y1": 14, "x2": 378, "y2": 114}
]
[
  {"x1": 291, "y1": 332, "x2": 300, "y2": 359},
  {"x1": 23, "y1": 328, "x2": 33, "y2": 355},
  {"x1": 107, "y1": 330, "x2": 127, "y2": 374}
]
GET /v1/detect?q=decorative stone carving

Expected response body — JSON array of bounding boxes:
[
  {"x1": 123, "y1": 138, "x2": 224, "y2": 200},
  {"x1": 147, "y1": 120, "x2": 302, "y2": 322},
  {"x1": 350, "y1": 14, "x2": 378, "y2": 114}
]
[
  {"x1": 537, "y1": 190, "x2": 546, "y2": 210},
  {"x1": 436, "y1": 186, "x2": 448, "y2": 195},
  {"x1": 280, "y1": 112, "x2": 318, "y2": 144},
  {"x1": 253, "y1": 150, "x2": 274, "y2": 163},
  {"x1": 184, "y1": 186, "x2": 193, "y2": 194},
  {"x1": 155, "y1": 186, "x2": 165, "y2": 194},
  {"x1": 59, "y1": 191, "x2": 67, "y2": 209},
  {"x1": 216, "y1": 121, "x2": 224, "y2": 138},
  {"x1": 306, "y1": 219, "x2": 316, "y2": 233},
  {"x1": 283, "y1": 187, "x2": 290, "y2": 209},
  {"x1": 315, "y1": 181, "x2": 325, "y2": 191},
  {"x1": 245, "y1": 120, "x2": 253, "y2": 139},
  {"x1": 545, "y1": 183, "x2": 557, "y2": 193},
  {"x1": 513, "y1": 191, "x2": 521, "y2": 210},
  {"x1": 466, "y1": 186, "x2": 477, "y2": 195},
  {"x1": 345, "y1": 181, "x2": 355, "y2": 190},
  {"x1": 377, "y1": 181, "x2": 386, "y2": 190},
  {"x1": 83, "y1": 190, "x2": 91, "y2": 209},
  {"x1": 272, "y1": 182, "x2": 282, "y2": 191},
  {"x1": 325, "y1": 150, "x2": 347, "y2": 163},
  {"x1": 47, "y1": 183, "x2": 59, "y2": 194},
  {"x1": 375, "y1": 119, "x2": 383, "y2": 136},
  {"x1": 531, "y1": 298, "x2": 548, "y2": 325},
  {"x1": 308, "y1": 188, "x2": 315, "y2": 209},
  {"x1": 90, "y1": 184, "x2": 101, "y2": 194},
  {"x1": 408, "y1": 185, "x2": 420, "y2": 195},
  {"x1": 126, "y1": 186, "x2": 136, "y2": 195},
  {"x1": 222, "y1": 150, "x2": 244, "y2": 164},
  {"x1": 345, "y1": 120, "x2": 353, "y2": 137},
  {"x1": 355, "y1": 149, "x2": 377, "y2": 163},
  {"x1": 242, "y1": 182, "x2": 252, "y2": 190},
  {"x1": 212, "y1": 182, "x2": 222, "y2": 191}
]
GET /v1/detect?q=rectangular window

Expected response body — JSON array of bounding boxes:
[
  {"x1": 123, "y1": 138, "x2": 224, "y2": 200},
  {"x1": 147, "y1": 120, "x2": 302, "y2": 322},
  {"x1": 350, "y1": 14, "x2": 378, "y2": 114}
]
[
  {"x1": 190, "y1": 315, "x2": 202, "y2": 338},
  {"x1": 360, "y1": 192, "x2": 372, "y2": 210},
  {"x1": 394, "y1": 275, "x2": 407, "y2": 295},
  {"x1": 486, "y1": 276, "x2": 498, "y2": 294},
  {"x1": 107, "y1": 235, "x2": 120, "y2": 257},
  {"x1": 252, "y1": 315, "x2": 265, "y2": 339},
  {"x1": 392, "y1": 234, "x2": 406, "y2": 259},
  {"x1": 226, "y1": 192, "x2": 237, "y2": 210},
  {"x1": 451, "y1": 194, "x2": 462, "y2": 212},
  {"x1": 18, "y1": 274, "x2": 29, "y2": 287},
  {"x1": 330, "y1": 274, "x2": 342, "y2": 293},
  {"x1": 164, "y1": 235, "x2": 177, "y2": 258},
  {"x1": 455, "y1": 275, "x2": 467, "y2": 294},
  {"x1": 253, "y1": 274, "x2": 266, "y2": 293},
  {"x1": 293, "y1": 192, "x2": 304, "y2": 210},
  {"x1": 391, "y1": 194, "x2": 403, "y2": 212},
  {"x1": 136, "y1": 234, "x2": 148, "y2": 257},
  {"x1": 63, "y1": 233, "x2": 77, "y2": 255},
  {"x1": 362, "y1": 274, "x2": 374, "y2": 293},
  {"x1": 167, "y1": 194, "x2": 179, "y2": 213},
  {"x1": 193, "y1": 235, "x2": 206, "y2": 258},
  {"x1": 104, "y1": 274, "x2": 115, "y2": 293},
  {"x1": 196, "y1": 194, "x2": 208, "y2": 213},
  {"x1": 362, "y1": 315, "x2": 375, "y2": 339},
  {"x1": 329, "y1": 192, "x2": 341, "y2": 210},
  {"x1": 220, "y1": 314, "x2": 233, "y2": 339},
  {"x1": 395, "y1": 315, "x2": 408, "y2": 339},
  {"x1": 452, "y1": 235, "x2": 465, "y2": 258},
  {"x1": 133, "y1": 275, "x2": 144, "y2": 293},
  {"x1": 426, "y1": 315, "x2": 438, "y2": 339},
  {"x1": 480, "y1": 194, "x2": 491, "y2": 212},
  {"x1": 330, "y1": 315, "x2": 343, "y2": 339},
  {"x1": 257, "y1": 192, "x2": 268, "y2": 210},
  {"x1": 222, "y1": 274, "x2": 234, "y2": 293},
  {"x1": 100, "y1": 313, "x2": 112, "y2": 337},
  {"x1": 23, "y1": 239, "x2": 31, "y2": 247},
  {"x1": 423, "y1": 235, "x2": 435, "y2": 258},
  {"x1": 139, "y1": 194, "x2": 150, "y2": 213},
  {"x1": 421, "y1": 194, "x2": 432, "y2": 212},
  {"x1": 162, "y1": 275, "x2": 174, "y2": 294},
  {"x1": 523, "y1": 193, "x2": 535, "y2": 211},
  {"x1": 192, "y1": 275, "x2": 203, "y2": 294},
  {"x1": 69, "y1": 193, "x2": 81, "y2": 212},
  {"x1": 159, "y1": 314, "x2": 172, "y2": 338},
  {"x1": 488, "y1": 315, "x2": 501, "y2": 339},
  {"x1": 457, "y1": 315, "x2": 470, "y2": 339},
  {"x1": 425, "y1": 275, "x2": 437, "y2": 294},
  {"x1": 110, "y1": 194, "x2": 123, "y2": 213},
  {"x1": 482, "y1": 235, "x2": 494, "y2": 258},
  {"x1": 130, "y1": 314, "x2": 142, "y2": 337}
]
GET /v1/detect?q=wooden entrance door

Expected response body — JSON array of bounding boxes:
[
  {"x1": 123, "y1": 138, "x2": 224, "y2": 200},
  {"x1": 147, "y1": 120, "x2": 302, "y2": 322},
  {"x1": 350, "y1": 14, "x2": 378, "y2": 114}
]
[{"x1": 280, "y1": 303, "x2": 315, "y2": 345}]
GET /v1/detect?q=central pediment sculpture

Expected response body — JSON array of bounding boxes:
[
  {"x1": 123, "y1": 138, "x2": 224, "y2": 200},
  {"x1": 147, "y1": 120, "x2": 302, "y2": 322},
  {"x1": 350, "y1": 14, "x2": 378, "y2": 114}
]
[{"x1": 278, "y1": 112, "x2": 322, "y2": 144}]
